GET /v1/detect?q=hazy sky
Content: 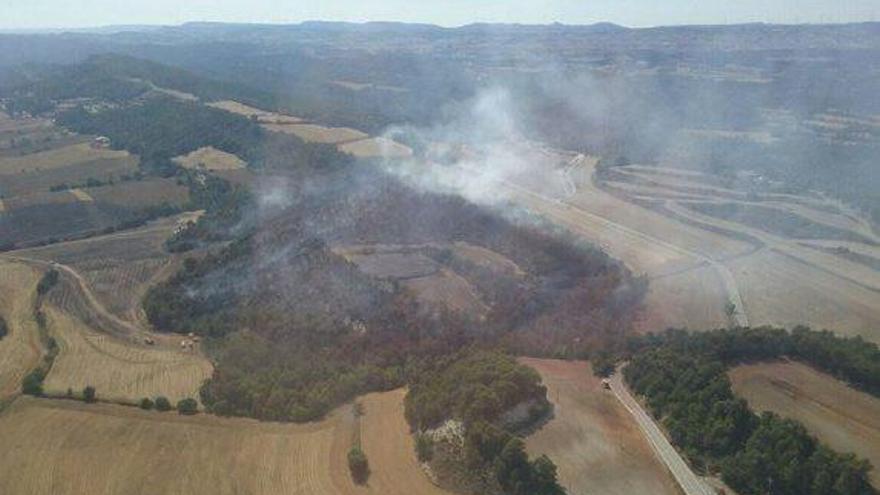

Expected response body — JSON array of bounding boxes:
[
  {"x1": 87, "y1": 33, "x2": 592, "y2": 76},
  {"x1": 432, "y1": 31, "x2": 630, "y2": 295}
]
[{"x1": 2, "y1": 0, "x2": 878, "y2": 30}]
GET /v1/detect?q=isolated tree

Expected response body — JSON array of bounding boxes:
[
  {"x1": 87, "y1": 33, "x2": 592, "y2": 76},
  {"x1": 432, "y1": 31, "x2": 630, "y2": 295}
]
[
  {"x1": 415, "y1": 433, "x2": 434, "y2": 462},
  {"x1": 139, "y1": 398, "x2": 154, "y2": 410},
  {"x1": 82, "y1": 386, "x2": 96, "y2": 403},
  {"x1": 347, "y1": 446, "x2": 370, "y2": 484},
  {"x1": 21, "y1": 372, "x2": 43, "y2": 396},
  {"x1": 725, "y1": 301, "x2": 738, "y2": 321},
  {"x1": 154, "y1": 396, "x2": 172, "y2": 412},
  {"x1": 177, "y1": 398, "x2": 198, "y2": 415},
  {"x1": 0, "y1": 316, "x2": 8, "y2": 340}
]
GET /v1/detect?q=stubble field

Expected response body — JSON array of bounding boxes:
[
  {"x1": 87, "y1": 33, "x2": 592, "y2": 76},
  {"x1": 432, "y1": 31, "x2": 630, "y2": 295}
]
[{"x1": 0, "y1": 388, "x2": 450, "y2": 495}]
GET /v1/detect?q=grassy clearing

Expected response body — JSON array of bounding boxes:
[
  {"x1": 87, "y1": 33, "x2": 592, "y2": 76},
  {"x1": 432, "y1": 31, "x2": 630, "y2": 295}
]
[
  {"x1": 730, "y1": 360, "x2": 880, "y2": 485},
  {"x1": 520, "y1": 358, "x2": 680, "y2": 495},
  {"x1": 173, "y1": 146, "x2": 247, "y2": 171}
]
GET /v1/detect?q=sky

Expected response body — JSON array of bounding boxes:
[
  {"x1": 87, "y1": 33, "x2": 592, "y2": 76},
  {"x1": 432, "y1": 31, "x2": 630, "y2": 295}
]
[{"x1": 2, "y1": 0, "x2": 878, "y2": 30}]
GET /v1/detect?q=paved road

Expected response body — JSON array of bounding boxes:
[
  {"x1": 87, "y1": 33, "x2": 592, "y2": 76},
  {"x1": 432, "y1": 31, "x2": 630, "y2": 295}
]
[{"x1": 609, "y1": 372, "x2": 717, "y2": 495}]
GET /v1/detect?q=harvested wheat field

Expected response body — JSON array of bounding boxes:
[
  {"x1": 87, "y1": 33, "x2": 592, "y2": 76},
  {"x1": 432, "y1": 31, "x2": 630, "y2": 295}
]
[
  {"x1": 730, "y1": 360, "x2": 880, "y2": 484},
  {"x1": 0, "y1": 142, "x2": 129, "y2": 175},
  {"x1": 637, "y1": 264, "x2": 730, "y2": 332},
  {"x1": 41, "y1": 304, "x2": 212, "y2": 404},
  {"x1": 0, "y1": 261, "x2": 42, "y2": 398},
  {"x1": 173, "y1": 146, "x2": 247, "y2": 170},
  {"x1": 87, "y1": 178, "x2": 189, "y2": 208},
  {"x1": 729, "y1": 250, "x2": 880, "y2": 342},
  {"x1": 520, "y1": 358, "x2": 680, "y2": 495},
  {"x1": 345, "y1": 389, "x2": 454, "y2": 495},
  {"x1": 207, "y1": 100, "x2": 303, "y2": 123},
  {"x1": 339, "y1": 137, "x2": 413, "y2": 158},
  {"x1": 0, "y1": 389, "x2": 449, "y2": 495},
  {"x1": 265, "y1": 123, "x2": 368, "y2": 144}
]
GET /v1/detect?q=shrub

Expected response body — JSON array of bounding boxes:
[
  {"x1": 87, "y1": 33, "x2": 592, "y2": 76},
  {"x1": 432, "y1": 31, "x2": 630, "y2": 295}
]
[
  {"x1": 82, "y1": 386, "x2": 96, "y2": 403},
  {"x1": 139, "y1": 398, "x2": 154, "y2": 410},
  {"x1": 36, "y1": 269, "x2": 59, "y2": 295},
  {"x1": 154, "y1": 396, "x2": 172, "y2": 411},
  {"x1": 21, "y1": 371, "x2": 44, "y2": 396},
  {"x1": 415, "y1": 433, "x2": 434, "y2": 462},
  {"x1": 0, "y1": 316, "x2": 7, "y2": 340},
  {"x1": 177, "y1": 398, "x2": 199, "y2": 415},
  {"x1": 347, "y1": 446, "x2": 370, "y2": 484}
]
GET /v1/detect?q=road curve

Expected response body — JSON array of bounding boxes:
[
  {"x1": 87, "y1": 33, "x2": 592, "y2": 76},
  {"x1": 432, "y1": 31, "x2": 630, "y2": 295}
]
[{"x1": 608, "y1": 372, "x2": 717, "y2": 495}]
